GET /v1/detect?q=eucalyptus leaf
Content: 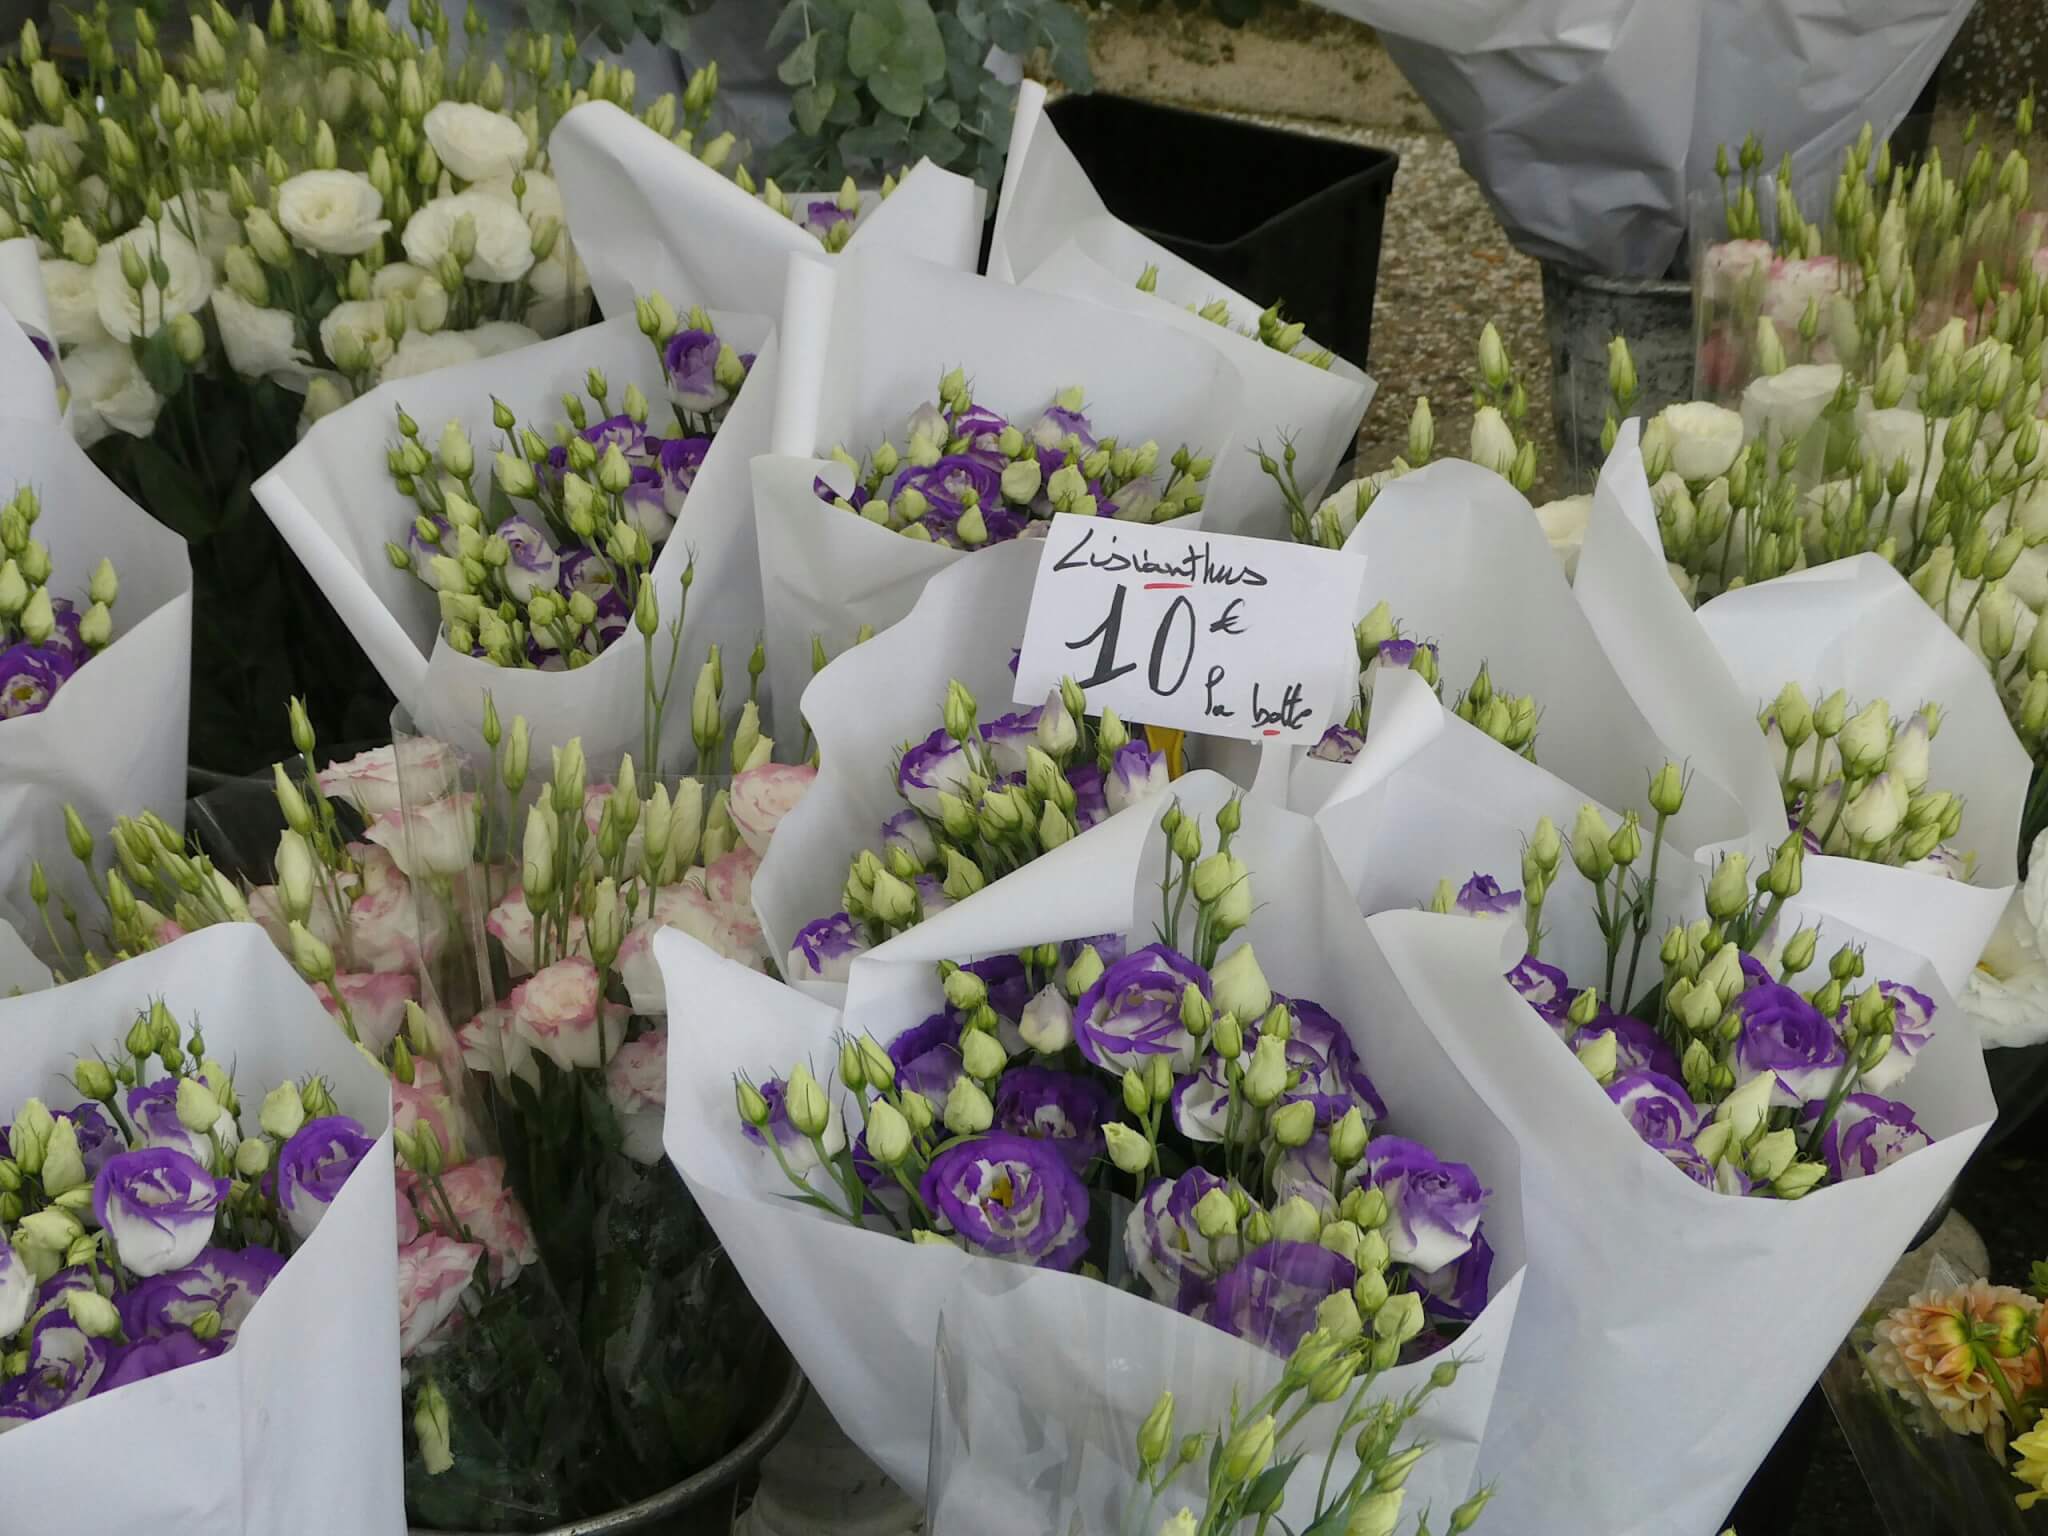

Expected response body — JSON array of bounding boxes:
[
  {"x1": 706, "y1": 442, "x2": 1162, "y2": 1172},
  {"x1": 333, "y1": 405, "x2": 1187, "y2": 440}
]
[
  {"x1": 792, "y1": 80, "x2": 837, "y2": 137},
  {"x1": 778, "y1": 30, "x2": 823, "y2": 87}
]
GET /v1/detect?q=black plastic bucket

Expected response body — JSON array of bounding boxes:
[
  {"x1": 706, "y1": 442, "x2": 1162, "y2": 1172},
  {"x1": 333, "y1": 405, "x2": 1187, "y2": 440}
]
[{"x1": 1045, "y1": 94, "x2": 1399, "y2": 369}]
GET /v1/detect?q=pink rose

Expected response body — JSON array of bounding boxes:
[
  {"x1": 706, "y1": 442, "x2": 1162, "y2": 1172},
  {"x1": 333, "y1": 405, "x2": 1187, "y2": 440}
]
[
  {"x1": 437, "y1": 1157, "x2": 538, "y2": 1287},
  {"x1": 507, "y1": 955, "x2": 619, "y2": 1069},
  {"x1": 316, "y1": 970, "x2": 417, "y2": 1053},
  {"x1": 349, "y1": 843, "x2": 448, "y2": 972},
  {"x1": 364, "y1": 792, "x2": 478, "y2": 880},
  {"x1": 727, "y1": 763, "x2": 818, "y2": 855},
  {"x1": 396, "y1": 1231, "x2": 483, "y2": 1356},
  {"x1": 317, "y1": 739, "x2": 463, "y2": 817},
  {"x1": 392, "y1": 1058, "x2": 479, "y2": 1165},
  {"x1": 605, "y1": 1028, "x2": 667, "y2": 1164},
  {"x1": 486, "y1": 884, "x2": 587, "y2": 976}
]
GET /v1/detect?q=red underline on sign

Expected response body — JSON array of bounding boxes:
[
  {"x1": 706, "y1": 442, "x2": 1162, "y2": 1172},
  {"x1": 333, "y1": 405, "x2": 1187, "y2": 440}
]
[
  {"x1": 1143, "y1": 582, "x2": 1192, "y2": 590},
  {"x1": 1262, "y1": 729, "x2": 1281, "y2": 737}
]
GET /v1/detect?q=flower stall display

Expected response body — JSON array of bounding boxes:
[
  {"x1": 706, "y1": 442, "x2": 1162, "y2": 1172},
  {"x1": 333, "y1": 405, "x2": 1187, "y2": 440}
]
[
  {"x1": 0, "y1": 4, "x2": 732, "y2": 770},
  {"x1": 748, "y1": 248, "x2": 1245, "y2": 749},
  {"x1": 986, "y1": 82, "x2": 1374, "y2": 542},
  {"x1": 550, "y1": 99, "x2": 986, "y2": 327},
  {"x1": 0, "y1": 924, "x2": 401, "y2": 1531},
  {"x1": 1314, "y1": 668, "x2": 1998, "y2": 1536},
  {"x1": 257, "y1": 298, "x2": 774, "y2": 773},
  {"x1": 662, "y1": 772, "x2": 1526, "y2": 1512},
  {"x1": 0, "y1": 308, "x2": 190, "y2": 958}
]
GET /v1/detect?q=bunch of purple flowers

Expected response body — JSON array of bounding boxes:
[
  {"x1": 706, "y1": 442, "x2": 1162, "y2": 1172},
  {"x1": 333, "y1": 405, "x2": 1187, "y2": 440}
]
[
  {"x1": 785, "y1": 675, "x2": 1171, "y2": 983},
  {"x1": 814, "y1": 370, "x2": 1211, "y2": 548},
  {"x1": 0, "y1": 487, "x2": 119, "y2": 721},
  {"x1": 1457, "y1": 761, "x2": 1939, "y2": 1200},
  {"x1": 0, "y1": 1000, "x2": 374, "y2": 1431},
  {"x1": 384, "y1": 292, "x2": 750, "y2": 671},
  {"x1": 750, "y1": 796, "x2": 1491, "y2": 1361}
]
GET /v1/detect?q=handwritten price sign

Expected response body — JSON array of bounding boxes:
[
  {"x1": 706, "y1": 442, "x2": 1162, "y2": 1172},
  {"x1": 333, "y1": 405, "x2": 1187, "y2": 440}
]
[{"x1": 1013, "y1": 515, "x2": 1367, "y2": 746}]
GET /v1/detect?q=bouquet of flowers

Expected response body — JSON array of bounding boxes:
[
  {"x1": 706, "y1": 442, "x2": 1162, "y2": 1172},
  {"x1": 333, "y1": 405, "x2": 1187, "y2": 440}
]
[
  {"x1": 0, "y1": 307, "x2": 190, "y2": 957},
  {"x1": 0, "y1": 924, "x2": 401, "y2": 1530},
  {"x1": 258, "y1": 295, "x2": 775, "y2": 773},
  {"x1": 550, "y1": 98, "x2": 986, "y2": 327},
  {"x1": 986, "y1": 82, "x2": 1374, "y2": 542},
  {"x1": 1313, "y1": 679, "x2": 1998, "y2": 1536},
  {"x1": 749, "y1": 248, "x2": 1246, "y2": 748},
  {"x1": 1824, "y1": 1251, "x2": 2048, "y2": 1535},
  {"x1": 661, "y1": 771, "x2": 1527, "y2": 1509}
]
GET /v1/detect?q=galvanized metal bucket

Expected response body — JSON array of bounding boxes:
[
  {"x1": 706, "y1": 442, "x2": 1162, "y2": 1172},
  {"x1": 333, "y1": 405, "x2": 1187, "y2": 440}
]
[
  {"x1": 409, "y1": 1350, "x2": 808, "y2": 1536},
  {"x1": 1540, "y1": 260, "x2": 1695, "y2": 487}
]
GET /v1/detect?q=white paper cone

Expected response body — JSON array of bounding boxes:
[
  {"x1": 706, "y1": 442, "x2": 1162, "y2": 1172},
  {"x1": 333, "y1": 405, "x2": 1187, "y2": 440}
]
[
  {"x1": 0, "y1": 238, "x2": 56, "y2": 357},
  {"x1": 753, "y1": 250, "x2": 1245, "y2": 748},
  {"x1": 662, "y1": 770, "x2": 1527, "y2": 1510},
  {"x1": 549, "y1": 101, "x2": 985, "y2": 324},
  {"x1": 0, "y1": 915, "x2": 50, "y2": 993},
  {"x1": 255, "y1": 314, "x2": 774, "y2": 770},
  {"x1": 988, "y1": 83, "x2": 1373, "y2": 541},
  {"x1": 0, "y1": 310, "x2": 192, "y2": 945},
  {"x1": 0, "y1": 925, "x2": 402, "y2": 1534},
  {"x1": 1695, "y1": 555, "x2": 2027, "y2": 995}
]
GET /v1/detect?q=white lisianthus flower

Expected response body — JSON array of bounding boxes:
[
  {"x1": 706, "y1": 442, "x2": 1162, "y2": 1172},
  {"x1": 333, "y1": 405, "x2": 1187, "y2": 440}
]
[
  {"x1": 38, "y1": 258, "x2": 108, "y2": 346},
  {"x1": 1740, "y1": 362, "x2": 1842, "y2": 446},
  {"x1": 1701, "y1": 239, "x2": 1773, "y2": 301},
  {"x1": 1532, "y1": 494, "x2": 1591, "y2": 579},
  {"x1": 378, "y1": 328, "x2": 483, "y2": 381},
  {"x1": 23, "y1": 122, "x2": 82, "y2": 174},
  {"x1": 63, "y1": 340, "x2": 163, "y2": 446},
  {"x1": 168, "y1": 188, "x2": 240, "y2": 273},
  {"x1": 462, "y1": 321, "x2": 543, "y2": 358},
  {"x1": 276, "y1": 169, "x2": 390, "y2": 256},
  {"x1": 92, "y1": 223, "x2": 213, "y2": 341},
  {"x1": 369, "y1": 261, "x2": 431, "y2": 299},
  {"x1": 297, "y1": 372, "x2": 354, "y2": 437},
  {"x1": 1962, "y1": 851, "x2": 2048, "y2": 1048},
  {"x1": 402, "y1": 191, "x2": 534, "y2": 284},
  {"x1": 1667, "y1": 562, "x2": 1698, "y2": 604},
  {"x1": 212, "y1": 288, "x2": 314, "y2": 385},
  {"x1": 473, "y1": 169, "x2": 563, "y2": 226},
  {"x1": 1655, "y1": 401, "x2": 1745, "y2": 482},
  {"x1": 319, "y1": 298, "x2": 398, "y2": 372},
  {"x1": 1468, "y1": 405, "x2": 1516, "y2": 477},
  {"x1": 423, "y1": 101, "x2": 530, "y2": 183},
  {"x1": 523, "y1": 248, "x2": 589, "y2": 338},
  {"x1": 74, "y1": 175, "x2": 110, "y2": 220}
]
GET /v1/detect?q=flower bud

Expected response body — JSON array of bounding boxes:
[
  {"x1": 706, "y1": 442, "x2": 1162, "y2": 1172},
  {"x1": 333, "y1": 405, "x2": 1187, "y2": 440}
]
[
  {"x1": 1705, "y1": 852, "x2": 1751, "y2": 920},
  {"x1": 1647, "y1": 762, "x2": 1686, "y2": 818},
  {"x1": 942, "y1": 1076, "x2": 993, "y2": 1136},
  {"x1": 1219, "y1": 1414, "x2": 1276, "y2": 1485},
  {"x1": 1571, "y1": 804, "x2": 1615, "y2": 881},
  {"x1": 1270, "y1": 1099, "x2": 1316, "y2": 1147},
  {"x1": 1102, "y1": 1121, "x2": 1151, "y2": 1175}
]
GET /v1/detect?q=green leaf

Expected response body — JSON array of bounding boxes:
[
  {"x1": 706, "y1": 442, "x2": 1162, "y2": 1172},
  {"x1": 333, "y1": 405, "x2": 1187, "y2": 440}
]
[
  {"x1": 840, "y1": 116, "x2": 914, "y2": 169},
  {"x1": 777, "y1": 30, "x2": 822, "y2": 87},
  {"x1": 849, "y1": 0, "x2": 947, "y2": 121},
  {"x1": 766, "y1": 0, "x2": 817, "y2": 51},
  {"x1": 909, "y1": 114, "x2": 965, "y2": 166},
  {"x1": 792, "y1": 81, "x2": 838, "y2": 138},
  {"x1": 1037, "y1": 1, "x2": 1094, "y2": 90},
  {"x1": 658, "y1": 10, "x2": 694, "y2": 50},
  {"x1": 137, "y1": 331, "x2": 186, "y2": 402},
  {"x1": 1241, "y1": 1454, "x2": 1305, "y2": 1517},
  {"x1": 926, "y1": 95, "x2": 961, "y2": 131}
]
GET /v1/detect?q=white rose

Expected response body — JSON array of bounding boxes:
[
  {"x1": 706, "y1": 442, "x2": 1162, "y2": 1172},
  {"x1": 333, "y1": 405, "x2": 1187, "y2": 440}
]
[
  {"x1": 402, "y1": 191, "x2": 534, "y2": 284},
  {"x1": 1655, "y1": 401, "x2": 1745, "y2": 483},
  {"x1": 1532, "y1": 494, "x2": 1591, "y2": 579},
  {"x1": 23, "y1": 122, "x2": 82, "y2": 174},
  {"x1": 276, "y1": 169, "x2": 390, "y2": 256},
  {"x1": 92, "y1": 223, "x2": 213, "y2": 341},
  {"x1": 1740, "y1": 362, "x2": 1842, "y2": 445},
  {"x1": 212, "y1": 288, "x2": 314, "y2": 385},
  {"x1": 319, "y1": 298, "x2": 397, "y2": 371},
  {"x1": 463, "y1": 321, "x2": 542, "y2": 358},
  {"x1": 423, "y1": 101, "x2": 530, "y2": 183},
  {"x1": 38, "y1": 259, "x2": 107, "y2": 346},
  {"x1": 473, "y1": 169, "x2": 562, "y2": 226},
  {"x1": 377, "y1": 328, "x2": 482, "y2": 381},
  {"x1": 63, "y1": 340, "x2": 162, "y2": 447}
]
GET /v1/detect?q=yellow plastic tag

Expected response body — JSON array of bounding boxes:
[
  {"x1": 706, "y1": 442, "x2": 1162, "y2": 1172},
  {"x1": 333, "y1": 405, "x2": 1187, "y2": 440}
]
[{"x1": 1143, "y1": 724, "x2": 1187, "y2": 780}]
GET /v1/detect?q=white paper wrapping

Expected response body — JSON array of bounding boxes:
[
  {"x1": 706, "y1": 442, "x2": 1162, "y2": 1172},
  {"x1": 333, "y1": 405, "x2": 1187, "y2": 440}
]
[
  {"x1": 0, "y1": 916, "x2": 50, "y2": 994},
  {"x1": 1694, "y1": 555, "x2": 2027, "y2": 996},
  {"x1": 662, "y1": 770, "x2": 1527, "y2": 1511},
  {"x1": 0, "y1": 924, "x2": 402, "y2": 1534},
  {"x1": 549, "y1": 101, "x2": 985, "y2": 325},
  {"x1": 0, "y1": 304, "x2": 192, "y2": 946},
  {"x1": 254, "y1": 313, "x2": 774, "y2": 770},
  {"x1": 0, "y1": 238, "x2": 55, "y2": 358},
  {"x1": 987, "y1": 82, "x2": 1373, "y2": 541},
  {"x1": 1302, "y1": 0, "x2": 1969, "y2": 278},
  {"x1": 753, "y1": 249, "x2": 1245, "y2": 748}
]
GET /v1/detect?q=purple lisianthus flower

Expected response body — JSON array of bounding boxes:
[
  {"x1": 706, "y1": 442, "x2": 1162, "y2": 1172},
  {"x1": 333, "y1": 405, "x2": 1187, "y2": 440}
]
[
  {"x1": 120, "y1": 1246, "x2": 286, "y2": 1344},
  {"x1": 53, "y1": 1104, "x2": 121, "y2": 1180},
  {"x1": 93, "y1": 1148, "x2": 229, "y2": 1278},
  {"x1": 920, "y1": 1131, "x2": 1090, "y2": 1271},
  {"x1": 979, "y1": 705, "x2": 1043, "y2": 776},
  {"x1": 405, "y1": 514, "x2": 454, "y2": 584},
  {"x1": 913, "y1": 874, "x2": 953, "y2": 920},
  {"x1": 799, "y1": 198, "x2": 854, "y2": 238},
  {"x1": 1105, "y1": 741, "x2": 1169, "y2": 816},
  {"x1": 897, "y1": 727, "x2": 976, "y2": 816},
  {"x1": 1064, "y1": 934, "x2": 1126, "y2": 972},
  {"x1": 1456, "y1": 875, "x2": 1522, "y2": 921},
  {"x1": 888, "y1": 1011, "x2": 964, "y2": 1100},
  {"x1": 619, "y1": 463, "x2": 676, "y2": 542},
  {"x1": 959, "y1": 953, "x2": 1034, "y2": 1025},
  {"x1": 1074, "y1": 944, "x2": 1207, "y2": 1074},
  {"x1": 1361, "y1": 1136, "x2": 1486, "y2": 1272},
  {"x1": 1506, "y1": 955, "x2": 1572, "y2": 1019},
  {"x1": 276, "y1": 1116, "x2": 375, "y2": 1243},
  {"x1": 950, "y1": 404, "x2": 1010, "y2": 457},
  {"x1": 1607, "y1": 1070, "x2": 1703, "y2": 1143},
  {"x1": 497, "y1": 514, "x2": 561, "y2": 603},
  {"x1": 43, "y1": 599, "x2": 85, "y2": 664},
  {"x1": 992, "y1": 1066, "x2": 1116, "y2": 1174},
  {"x1": 1124, "y1": 1168, "x2": 1239, "y2": 1309},
  {"x1": 1568, "y1": 1011, "x2": 1682, "y2": 1081},
  {"x1": 787, "y1": 912, "x2": 867, "y2": 985},
  {"x1": 740, "y1": 1077, "x2": 847, "y2": 1173},
  {"x1": 1067, "y1": 763, "x2": 1109, "y2": 829},
  {"x1": 556, "y1": 547, "x2": 618, "y2": 606},
  {"x1": 1309, "y1": 724, "x2": 1365, "y2": 764},
  {"x1": 658, "y1": 436, "x2": 710, "y2": 509},
  {"x1": 1857, "y1": 981, "x2": 1937, "y2": 1096},
  {"x1": 0, "y1": 1317, "x2": 114, "y2": 1423},
  {"x1": 1798, "y1": 1093, "x2": 1931, "y2": 1182},
  {"x1": 893, "y1": 455, "x2": 1004, "y2": 522},
  {"x1": 580, "y1": 413, "x2": 648, "y2": 458},
  {"x1": 1027, "y1": 404, "x2": 1095, "y2": 478},
  {"x1": 880, "y1": 809, "x2": 938, "y2": 868},
  {"x1": 1204, "y1": 1241, "x2": 1358, "y2": 1355},
  {"x1": 1647, "y1": 1136, "x2": 1753, "y2": 1195},
  {"x1": 1734, "y1": 981, "x2": 1845, "y2": 1106},
  {"x1": 1415, "y1": 1230, "x2": 1494, "y2": 1326},
  {"x1": 664, "y1": 329, "x2": 729, "y2": 414},
  {"x1": 0, "y1": 643, "x2": 76, "y2": 718},
  {"x1": 1171, "y1": 1054, "x2": 1236, "y2": 1143},
  {"x1": 1277, "y1": 994, "x2": 1388, "y2": 1121},
  {"x1": 0, "y1": 1237, "x2": 28, "y2": 1338},
  {"x1": 98, "y1": 1329, "x2": 224, "y2": 1394}
]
